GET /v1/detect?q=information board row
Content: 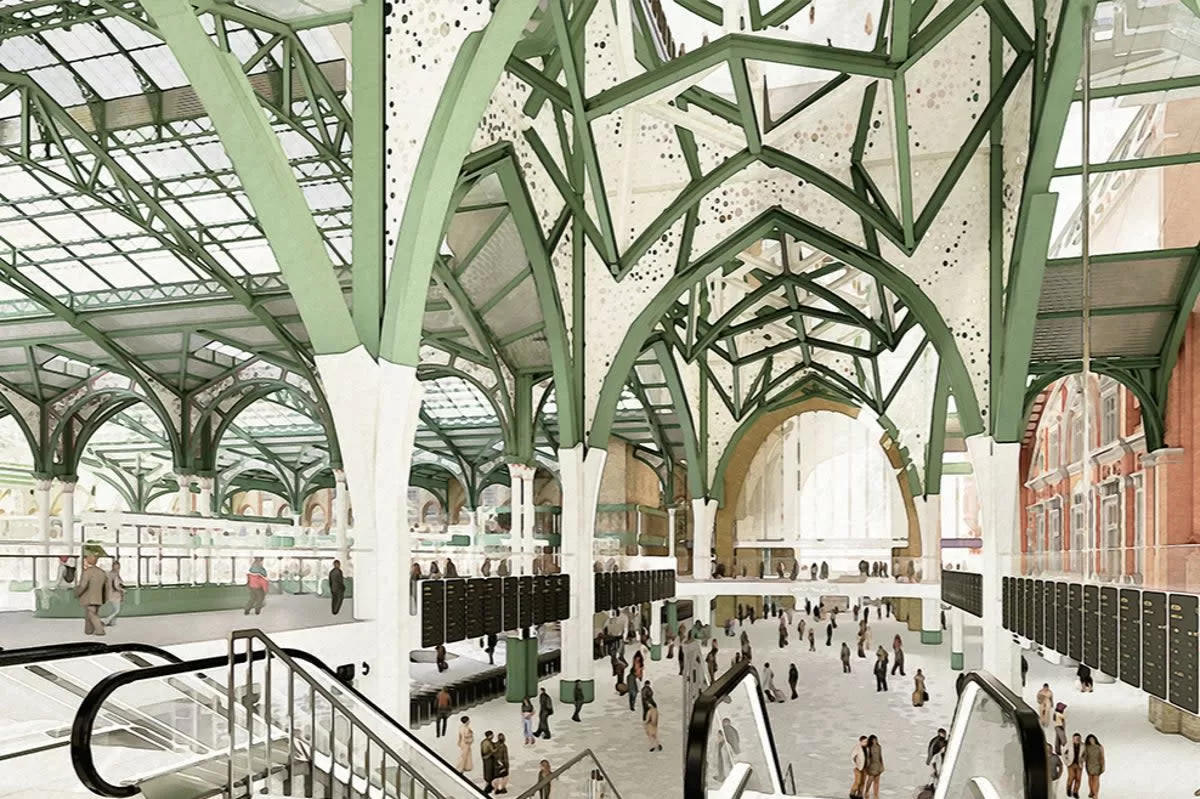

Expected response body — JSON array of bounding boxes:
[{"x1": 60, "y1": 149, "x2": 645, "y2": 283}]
[
  {"x1": 594, "y1": 570, "x2": 676, "y2": 612},
  {"x1": 421, "y1": 575, "x2": 571, "y2": 647}
]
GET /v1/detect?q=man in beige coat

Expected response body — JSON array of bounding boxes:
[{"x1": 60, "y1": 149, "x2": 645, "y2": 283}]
[{"x1": 74, "y1": 554, "x2": 108, "y2": 636}]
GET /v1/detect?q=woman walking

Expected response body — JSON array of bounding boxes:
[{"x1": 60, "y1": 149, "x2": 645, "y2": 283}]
[
  {"x1": 1082, "y1": 734, "x2": 1105, "y2": 798},
  {"x1": 521, "y1": 696, "x2": 536, "y2": 745},
  {"x1": 862, "y1": 735, "x2": 884, "y2": 799},
  {"x1": 456, "y1": 716, "x2": 474, "y2": 774},
  {"x1": 788, "y1": 663, "x2": 799, "y2": 699},
  {"x1": 244, "y1": 557, "x2": 269, "y2": 615},
  {"x1": 537, "y1": 760, "x2": 552, "y2": 799},
  {"x1": 912, "y1": 669, "x2": 927, "y2": 707},
  {"x1": 1036, "y1": 683, "x2": 1054, "y2": 726},
  {"x1": 1053, "y1": 703, "x2": 1068, "y2": 754},
  {"x1": 644, "y1": 702, "x2": 661, "y2": 751},
  {"x1": 491, "y1": 733, "x2": 510, "y2": 794}
]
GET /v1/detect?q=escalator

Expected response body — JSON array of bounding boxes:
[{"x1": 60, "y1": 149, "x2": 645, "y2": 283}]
[
  {"x1": 685, "y1": 662, "x2": 1049, "y2": 798},
  {"x1": 70, "y1": 630, "x2": 493, "y2": 799}
]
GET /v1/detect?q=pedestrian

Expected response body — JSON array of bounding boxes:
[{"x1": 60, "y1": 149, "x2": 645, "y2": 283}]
[
  {"x1": 841, "y1": 642, "x2": 852, "y2": 673},
  {"x1": 1063, "y1": 732, "x2": 1083, "y2": 798},
  {"x1": 612, "y1": 650, "x2": 627, "y2": 690},
  {"x1": 243, "y1": 556, "x2": 269, "y2": 614},
  {"x1": 721, "y1": 718, "x2": 741, "y2": 754},
  {"x1": 926, "y1": 728, "x2": 948, "y2": 786},
  {"x1": 1048, "y1": 741, "x2": 1064, "y2": 788},
  {"x1": 725, "y1": 617, "x2": 735, "y2": 637},
  {"x1": 1036, "y1": 683, "x2": 1054, "y2": 726},
  {"x1": 850, "y1": 735, "x2": 867, "y2": 799},
  {"x1": 857, "y1": 622, "x2": 867, "y2": 659},
  {"x1": 456, "y1": 717, "x2": 474, "y2": 774},
  {"x1": 737, "y1": 604, "x2": 745, "y2": 625},
  {"x1": 1082, "y1": 734, "x2": 1105, "y2": 798},
  {"x1": 804, "y1": 598, "x2": 811, "y2": 615},
  {"x1": 74, "y1": 553, "x2": 108, "y2": 636},
  {"x1": 1077, "y1": 663, "x2": 1094, "y2": 692},
  {"x1": 628, "y1": 662, "x2": 641, "y2": 711},
  {"x1": 891, "y1": 635, "x2": 905, "y2": 676},
  {"x1": 102, "y1": 559, "x2": 125, "y2": 627},
  {"x1": 642, "y1": 678, "x2": 657, "y2": 718},
  {"x1": 707, "y1": 640, "x2": 719, "y2": 682},
  {"x1": 748, "y1": 605, "x2": 756, "y2": 624},
  {"x1": 537, "y1": 759, "x2": 552, "y2": 799},
  {"x1": 572, "y1": 679, "x2": 585, "y2": 722},
  {"x1": 328, "y1": 559, "x2": 346, "y2": 615},
  {"x1": 486, "y1": 633, "x2": 498, "y2": 665},
  {"x1": 762, "y1": 663, "x2": 783, "y2": 702},
  {"x1": 798, "y1": 617, "x2": 806, "y2": 640},
  {"x1": 429, "y1": 561, "x2": 441, "y2": 579},
  {"x1": 56, "y1": 555, "x2": 76, "y2": 587},
  {"x1": 481, "y1": 730, "x2": 495, "y2": 793},
  {"x1": 778, "y1": 614, "x2": 788, "y2": 648},
  {"x1": 644, "y1": 702, "x2": 661, "y2": 751},
  {"x1": 788, "y1": 663, "x2": 799, "y2": 699},
  {"x1": 825, "y1": 622, "x2": 833, "y2": 647},
  {"x1": 1021, "y1": 653, "x2": 1029, "y2": 687},
  {"x1": 912, "y1": 669, "x2": 927, "y2": 707},
  {"x1": 862, "y1": 735, "x2": 884, "y2": 799},
  {"x1": 436, "y1": 643, "x2": 449, "y2": 673},
  {"x1": 481, "y1": 557, "x2": 492, "y2": 577},
  {"x1": 535, "y1": 687, "x2": 554, "y2": 739},
  {"x1": 491, "y1": 732, "x2": 510, "y2": 794},
  {"x1": 808, "y1": 628, "x2": 815, "y2": 651},
  {"x1": 521, "y1": 696, "x2": 536, "y2": 745},
  {"x1": 873, "y1": 654, "x2": 888, "y2": 692},
  {"x1": 1053, "y1": 703, "x2": 1068, "y2": 753},
  {"x1": 435, "y1": 687, "x2": 452, "y2": 737}
]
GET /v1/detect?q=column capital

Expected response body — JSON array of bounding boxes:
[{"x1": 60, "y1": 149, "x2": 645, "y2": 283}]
[
  {"x1": 34, "y1": 476, "x2": 53, "y2": 492},
  {"x1": 198, "y1": 475, "x2": 215, "y2": 490},
  {"x1": 507, "y1": 462, "x2": 536, "y2": 481},
  {"x1": 175, "y1": 472, "x2": 194, "y2": 487},
  {"x1": 57, "y1": 477, "x2": 78, "y2": 491}
]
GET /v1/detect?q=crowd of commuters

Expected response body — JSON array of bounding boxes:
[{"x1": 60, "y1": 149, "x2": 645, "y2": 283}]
[{"x1": 1038, "y1": 674, "x2": 1106, "y2": 798}]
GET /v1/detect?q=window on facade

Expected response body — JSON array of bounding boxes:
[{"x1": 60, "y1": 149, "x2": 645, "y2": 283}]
[
  {"x1": 1101, "y1": 391, "x2": 1118, "y2": 444},
  {"x1": 1132, "y1": 474, "x2": 1144, "y2": 580},
  {"x1": 1033, "y1": 506, "x2": 1046, "y2": 573},
  {"x1": 1048, "y1": 504, "x2": 1063, "y2": 572},
  {"x1": 1071, "y1": 493, "x2": 1086, "y2": 574},
  {"x1": 1048, "y1": 429, "x2": 1059, "y2": 468},
  {"x1": 1100, "y1": 482, "x2": 1121, "y2": 579},
  {"x1": 1068, "y1": 415, "x2": 1083, "y2": 463}
]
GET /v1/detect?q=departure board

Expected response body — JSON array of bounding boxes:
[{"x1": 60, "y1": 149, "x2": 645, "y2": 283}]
[
  {"x1": 1083, "y1": 584, "x2": 1100, "y2": 669},
  {"x1": 1100, "y1": 586, "x2": 1118, "y2": 678},
  {"x1": 1034, "y1": 580, "x2": 1045, "y2": 644},
  {"x1": 1012, "y1": 579, "x2": 1024, "y2": 636},
  {"x1": 1119, "y1": 588, "x2": 1141, "y2": 688},
  {"x1": 1026, "y1": 578, "x2": 1037, "y2": 639},
  {"x1": 465, "y1": 579, "x2": 486, "y2": 639},
  {"x1": 1044, "y1": 580, "x2": 1057, "y2": 652},
  {"x1": 1068, "y1": 583, "x2": 1083, "y2": 661},
  {"x1": 518, "y1": 576, "x2": 535, "y2": 628},
  {"x1": 531, "y1": 574, "x2": 547, "y2": 624},
  {"x1": 594, "y1": 572, "x2": 612, "y2": 612},
  {"x1": 1056, "y1": 582, "x2": 1070, "y2": 655},
  {"x1": 421, "y1": 580, "x2": 445, "y2": 648},
  {"x1": 1142, "y1": 591, "x2": 1168, "y2": 700},
  {"x1": 502, "y1": 576, "x2": 520, "y2": 631},
  {"x1": 444, "y1": 578, "x2": 467, "y2": 643},
  {"x1": 482, "y1": 578, "x2": 502, "y2": 634},
  {"x1": 662, "y1": 569, "x2": 676, "y2": 600},
  {"x1": 552, "y1": 574, "x2": 571, "y2": 620},
  {"x1": 1168, "y1": 593, "x2": 1199, "y2": 713},
  {"x1": 1003, "y1": 577, "x2": 1012, "y2": 630}
]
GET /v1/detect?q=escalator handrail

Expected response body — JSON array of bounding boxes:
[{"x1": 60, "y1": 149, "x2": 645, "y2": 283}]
[
  {"x1": 71, "y1": 647, "x2": 276, "y2": 798},
  {"x1": 511, "y1": 747, "x2": 624, "y2": 799},
  {"x1": 684, "y1": 660, "x2": 785, "y2": 799},
  {"x1": 0, "y1": 641, "x2": 182, "y2": 667},
  {"x1": 950, "y1": 671, "x2": 1048, "y2": 799},
  {"x1": 229, "y1": 630, "x2": 487, "y2": 798}
]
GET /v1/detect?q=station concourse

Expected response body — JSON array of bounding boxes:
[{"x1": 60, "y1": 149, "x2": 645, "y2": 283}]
[{"x1": 0, "y1": 0, "x2": 1199, "y2": 797}]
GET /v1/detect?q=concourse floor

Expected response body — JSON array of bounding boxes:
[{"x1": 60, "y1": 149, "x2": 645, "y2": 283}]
[
  {"x1": 415, "y1": 611, "x2": 1200, "y2": 799},
  {"x1": 0, "y1": 593, "x2": 355, "y2": 650}
]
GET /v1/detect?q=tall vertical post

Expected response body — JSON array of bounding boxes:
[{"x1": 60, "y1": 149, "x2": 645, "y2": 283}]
[
  {"x1": 198, "y1": 476, "x2": 214, "y2": 517},
  {"x1": 522, "y1": 469, "x2": 536, "y2": 569},
  {"x1": 1079, "y1": 4, "x2": 1095, "y2": 581},
  {"x1": 35, "y1": 476, "x2": 51, "y2": 587},
  {"x1": 667, "y1": 505, "x2": 677, "y2": 560},
  {"x1": 691, "y1": 497, "x2": 717, "y2": 579},
  {"x1": 649, "y1": 599, "x2": 665, "y2": 660},
  {"x1": 557, "y1": 445, "x2": 606, "y2": 704},
  {"x1": 966, "y1": 435, "x2": 1022, "y2": 688},
  {"x1": 334, "y1": 469, "x2": 350, "y2": 562},
  {"x1": 508, "y1": 463, "x2": 535, "y2": 574},
  {"x1": 950, "y1": 607, "x2": 965, "y2": 671},
  {"x1": 60, "y1": 479, "x2": 77, "y2": 551}
]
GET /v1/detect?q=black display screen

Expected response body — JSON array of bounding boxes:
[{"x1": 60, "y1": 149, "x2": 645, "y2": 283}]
[
  {"x1": 1034, "y1": 580, "x2": 1045, "y2": 644},
  {"x1": 518, "y1": 575, "x2": 535, "y2": 628},
  {"x1": 1025, "y1": 578, "x2": 1036, "y2": 639},
  {"x1": 1142, "y1": 591, "x2": 1168, "y2": 700},
  {"x1": 1003, "y1": 577, "x2": 1012, "y2": 631},
  {"x1": 1056, "y1": 582, "x2": 1070, "y2": 655},
  {"x1": 482, "y1": 578, "x2": 502, "y2": 633},
  {"x1": 1119, "y1": 588, "x2": 1141, "y2": 688},
  {"x1": 1068, "y1": 583, "x2": 1083, "y2": 661},
  {"x1": 1014, "y1": 579, "x2": 1026, "y2": 638},
  {"x1": 1099, "y1": 586, "x2": 1118, "y2": 678},
  {"x1": 444, "y1": 578, "x2": 467, "y2": 643},
  {"x1": 531, "y1": 575, "x2": 547, "y2": 624},
  {"x1": 502, "y1": 576, "x2": 520, "y2": 631},
  {"x1": 1044, "y1": 580, "x2": 1057, "y2": 651},
  {"x1": 420, "y1": 580, "x2": 444, "y2": 648},
  {"x1": 1083, "y1": 584, "x2": 1099, "y2": 669},
  {"x1": 553, "y1": 574, "x2": 571, "y2": 621},
  {"x1": 465, "y1": 579, "x2": 485, "y2": 639},
  {"x1": 1168, "y1": 593, "x2": 1199, "y2": 713}
]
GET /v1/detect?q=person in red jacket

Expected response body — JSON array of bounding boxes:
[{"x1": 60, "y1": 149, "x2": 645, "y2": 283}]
[{"x1": 244, "y1": 557, "x2": 269, "y2": 615}]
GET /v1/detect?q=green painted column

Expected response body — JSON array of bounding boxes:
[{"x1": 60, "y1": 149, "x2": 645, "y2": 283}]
[
  {"x1": 505, "y1": 635, "x2": 539, "y2": 702},
  {"x1": 666, "y1": 599, "x2": 678, "y2": 636}
]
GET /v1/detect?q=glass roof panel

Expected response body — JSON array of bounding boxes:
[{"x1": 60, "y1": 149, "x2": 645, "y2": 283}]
[
  {"x1": 72, "y1": 55, "x2": 147, "y2": 100},
  {"x1": 422, "y1": 377, "x2": 498, "y2": 427},
  {"x1": 0, "y1": 37, "x2": 57, "y2": 70}
]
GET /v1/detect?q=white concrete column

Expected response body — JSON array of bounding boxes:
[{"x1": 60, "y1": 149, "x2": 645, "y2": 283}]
[
  {"x1": 692, "y1": 497, "x2": 718, "y2": 579},
  {"x1": 198, "y1": 476, "x2": 214, "y2": 517},
  {"x1": 35, "y1": 476, "x2": 51, "y2": 586},
  {"x1": 316, "y1": 348, "x2": 422, "y2": 720},
  {"x1": 508, "y1": 463, "x2": 535, "y2": 574},
  {"x1": 921, "y1": 597, "x2": 942, "y2": 643},
  {"x1": 667, "y1": 505, "x2": 677, "y2": 559},
  {"x1": 950, "y1": 607, "x2": 965, "y2": 671},
  {"x1": 636, "y1": 506, "x2": 645, "y2": 555},
  {"x1": 966, "y1": 435, "x2": 1022, "y2": 688},
  {"x1": 692, "y1": 596, "x2": 713, "y2": 627},
  {"x1": 333, "y1": 468, "x2": 350, "y2": 561},
  {"x1": 59, "y1": 479, "x2": 77, "y2": 550},
  {"x1": 918, "y1": 493, "x2": 942, "y2": 583},
  {"x1": 557, "y1": 444, "x2": 606, "y2": 700},
  {"x1": 650, "y1": 599, "x2": 664, "y2": 647},
  {"x1": 175, "y1": 473, "x2": 192, "y2": 514},
  {"x1": 521, "y1": 469, "x2": 536, "y2": 568}
]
